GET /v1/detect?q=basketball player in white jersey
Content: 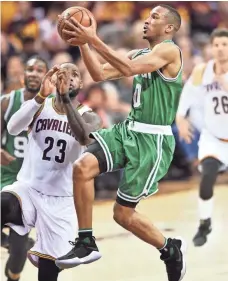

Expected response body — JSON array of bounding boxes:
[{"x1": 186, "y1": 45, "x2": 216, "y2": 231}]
[
  {"x1": 1, "y1": 63, "x2": 101, "y2": 281},
  {"x1": 176, "y1": 28, "x2": 228, "y2": 247}
]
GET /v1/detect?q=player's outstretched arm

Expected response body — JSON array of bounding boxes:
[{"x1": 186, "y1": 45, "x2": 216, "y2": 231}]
[
  {"x1": 63, "y1": 17, "x2": 178, "y2": 77},
  {"x1": 57, "y1": 69, "x2": 102, "y2": 145},
  {"x1": 61, "y1": 96, "x2": 101, "y2": 145},
  {"x1": 7, "y1": 66, "x2": 59, "y2": 135},
  {"x1": 79, "y1": 44, "x2": 138, "y2": 81}
]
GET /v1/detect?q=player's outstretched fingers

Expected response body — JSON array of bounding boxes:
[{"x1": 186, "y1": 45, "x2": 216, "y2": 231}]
[
  {"x1": 62, "y1": 28, "x2": 78, "y2": 38},
  {"x1": 45, "y1": 65, "x2": 60, "y2": 80},
  {"x1": 65, "y1": 19, "x2": 80, "y2": 31}
]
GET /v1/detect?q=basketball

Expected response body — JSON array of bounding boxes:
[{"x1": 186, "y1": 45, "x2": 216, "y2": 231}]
[{"x1": 57, "y1": 6, "x2": 95, "y2": 45}]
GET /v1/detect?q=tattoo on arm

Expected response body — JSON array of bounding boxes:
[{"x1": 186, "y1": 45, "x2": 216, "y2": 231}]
[{"x1": 60, "y1": 95, "x2": 102, "y2": 145}]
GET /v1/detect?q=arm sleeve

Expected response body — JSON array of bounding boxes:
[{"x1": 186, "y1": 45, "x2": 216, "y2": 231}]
[
  {"x1": 7, "y1": 99, "x2": 42, "y2": 135},
  {"x1": 176, "y1": 77, "x2": 200, "y2": 117}
]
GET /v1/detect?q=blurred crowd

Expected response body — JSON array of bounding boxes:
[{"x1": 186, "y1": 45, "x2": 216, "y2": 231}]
[{"x1": 1, "y1": 1, "x2": 228, "y2": 197}]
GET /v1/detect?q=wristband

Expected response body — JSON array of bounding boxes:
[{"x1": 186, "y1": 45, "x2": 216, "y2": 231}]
[{"x1": 37, "y1": 92, "x2": 46, "y2": 100}]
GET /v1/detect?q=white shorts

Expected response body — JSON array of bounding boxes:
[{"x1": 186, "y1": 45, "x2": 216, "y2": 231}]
[
  {"x1": 198, "y1": 129, "x2": 228, "y2": 171},
  {"x1": 2, "y1": 181, "x2": 78, "y2": 266}
]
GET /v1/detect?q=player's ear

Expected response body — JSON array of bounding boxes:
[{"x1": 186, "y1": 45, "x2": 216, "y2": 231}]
[
  {"x1": 165, "y1": 24, "x2": 174, "y2": 34},
  {"x1": 79, "y1": 80, "x2": 83, "y2": 89}
]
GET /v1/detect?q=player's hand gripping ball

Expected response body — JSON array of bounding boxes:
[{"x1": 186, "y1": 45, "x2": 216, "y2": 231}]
[{"x1": 57, "y1": 6, "x2": 96, "y2": 46}]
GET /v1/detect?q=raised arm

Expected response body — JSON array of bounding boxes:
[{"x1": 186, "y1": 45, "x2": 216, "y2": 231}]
[
  {"x1": 7, "y1": 66, "x2": 59, "y2": 135},
  {"x1": 61, "y1": 95, "x2": 101, "y2": 145},
  {"x1": 63, "y1": 17, "x2": 179, "y2": 77},
  {"x1": 57, "y1": 69, "x2": 102, "y2": 145},
  {"x1": 79, "y1": 44, "x2": 138, "y2": 81},
  {"x1": 7, "y1": 97, "x2": 44, "y2": 135}
]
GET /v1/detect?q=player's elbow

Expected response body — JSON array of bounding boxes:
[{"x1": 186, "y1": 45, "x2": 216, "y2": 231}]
[
  {"x1": 77, "y1": 132, "x2": 92, "y2": 146},
  {"x1": 93, "y1": 75, "x2": 104, "y2": 82},
  {"x1": 7, "y1": 123, "x2": 19, "y2": 136},
  {"x1": 78, "y1": 137, "x2": 91, "y2": 146}
]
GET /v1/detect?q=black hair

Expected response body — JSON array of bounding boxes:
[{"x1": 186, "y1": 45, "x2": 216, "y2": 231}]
[
  {"x1": 210, "y1": 28, "x2": 228, "y2": 42},
  {"x1": 159, "y1": 4, "x2": 181, "y2": 32}
]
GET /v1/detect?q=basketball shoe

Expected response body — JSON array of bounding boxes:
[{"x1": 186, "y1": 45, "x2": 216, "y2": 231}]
[
  {"x1": 160, "y1": 237, "x2": 187, "y2": 281},
  {"x1": 193, "y1": 218, "x2": 212, "y2": 246},
  {"x1": 55, "y1": 236, "x2": 101, "y2": 269}
]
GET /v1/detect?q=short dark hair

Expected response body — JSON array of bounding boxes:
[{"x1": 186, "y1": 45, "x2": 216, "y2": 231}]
[
  {"x1": 159, "y1": 4, "x2": 181, "y2": 32},
  {"x1": 25, "y1": 55, "x2": 49, "y2": 71},
  {"x1": 210, "y1": 28, "x2": 228, "y2": 42}
]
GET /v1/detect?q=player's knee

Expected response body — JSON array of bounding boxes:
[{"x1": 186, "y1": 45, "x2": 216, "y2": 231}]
[
  {"x1": 1, "y1": 192, "x2": 22, "y2": 227},
  {"x1": 1, "y1": 192, "x2": 13, "y2": 226},
  {"x1": 201, "y1": 157, "x2": 221, "y2": 176},
  {"x1": 73, "y1": 159, "x2": 89, "y2": 181},
  {"x1": 73, "y1": 153, "x2": 99, "y2": 181},
  {"x1": 113, "y1": 203, "x2": 134, "y2": 227}
]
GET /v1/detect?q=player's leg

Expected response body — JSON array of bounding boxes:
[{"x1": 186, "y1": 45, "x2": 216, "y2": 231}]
[
  {"x1": 2, "y1": 185, "x2": 35, "y2": 281},
  {"x1": 38, "y1": 258, "x2": 60, "y2": 281},
  {"x1": 113, "y1": 133, "x2": 186, "y2": 281},
  {"x1": 56, "y1": 127, "x2": 125, "y2": 269},
  {"x1": 55, "y1": 143, "x2": 106, "y2": 269},
  {"x1": 1, "y1": 192, "x2": 26, "y2": 281},
  {"x1": 193, "y1": 157, "x2": 222, "y2": 246},
  {"x1": 6, "y1": 230, "x2": 31, "y2": 281},
  {"x1": 194, "y1": 130, "x2": 228, "y2": 246},
  {"x1": 1, "y1": 177, "x2": 17, "y2": 251},
  {"x1": 1, "y1": 192, "x2": 23, "y2": 228}
]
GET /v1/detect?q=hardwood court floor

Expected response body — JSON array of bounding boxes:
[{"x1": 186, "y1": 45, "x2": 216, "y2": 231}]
[{"x1": 1, "y1": 183, "x2": 228, "y2": 281}]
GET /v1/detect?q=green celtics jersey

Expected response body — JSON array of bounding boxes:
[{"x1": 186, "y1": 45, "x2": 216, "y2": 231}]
[
  {"x1": 128, "y1": 41, "x2": 183, "y2": 126},
  {"x1": 1, "y1": 89, "x2": 28, "y2": 188}
]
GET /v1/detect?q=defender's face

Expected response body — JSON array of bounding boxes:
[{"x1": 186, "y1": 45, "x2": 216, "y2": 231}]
[
  {"x1": 212, "y1": 37, "x2": 228, "y2": 62},
  {"x1": 143, "y1": 6, "x2": 169, "y2": 41},
  {"x1": 24, "y1": 59, "x2": 47, "y2": 93},
  {"x1": 60, "y1": 63, "x2": 82, "y2": 98}
]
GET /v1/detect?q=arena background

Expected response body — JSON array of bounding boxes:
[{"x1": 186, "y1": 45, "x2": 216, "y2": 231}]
[{"x1": 1, "y1": 1, "x2": 228, "y2": 281}]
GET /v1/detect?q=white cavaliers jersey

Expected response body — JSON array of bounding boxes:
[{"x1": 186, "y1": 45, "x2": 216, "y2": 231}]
[
  {"x1": 198, "y1": 60, "x2": 228, "y2": 139},
  {"x1": 17, "y1": 98, "x2": 91, "y2": 196}
]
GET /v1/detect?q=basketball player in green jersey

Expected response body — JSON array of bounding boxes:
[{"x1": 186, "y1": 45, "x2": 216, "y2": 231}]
[
  {"x1": 1, "y1": 56, "x2": 49, "y2": 281},
  {"x1": 56, "y1": 5, "x2": 186, "y2": 281}
]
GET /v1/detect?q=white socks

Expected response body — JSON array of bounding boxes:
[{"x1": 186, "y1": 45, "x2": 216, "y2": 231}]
[{"x1": 198, "y1": 197, "x2": 214, "y2": 220}]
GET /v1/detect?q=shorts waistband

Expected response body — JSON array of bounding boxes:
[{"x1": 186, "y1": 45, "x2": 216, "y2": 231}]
[{"x1": 128, "y1": 121, "x2": 173, "y2": 135}]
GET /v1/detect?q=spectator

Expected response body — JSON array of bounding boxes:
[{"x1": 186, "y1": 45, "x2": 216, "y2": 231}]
[
  {"x1": 51, "y1": 52, "x2": 73, "y2": 66},
  {"x1": 21, "y1": 37, "x2": 38, "y2": 62},
  {"x1": 1, "y1": 33, "x2": 18, "y2": 83},
  {"x1": 7, "y1": 2, "x2": 39, "y2": 52},
  {"x1": 39, "y1": 3, "x2": 67, "y2": 58},
  {"x1": 4, "y1": 55, "x2": 24, "y2": 94},
  {"x1": 82, "y1": 84, "x2": 109, "y2": 128}
]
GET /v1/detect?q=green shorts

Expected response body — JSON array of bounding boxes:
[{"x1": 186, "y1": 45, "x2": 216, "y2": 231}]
[{"x1": 91, "y1": 120, "x2": 175, "y2": 203}]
